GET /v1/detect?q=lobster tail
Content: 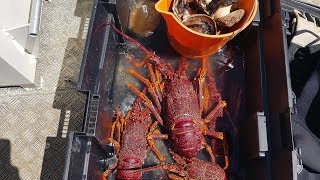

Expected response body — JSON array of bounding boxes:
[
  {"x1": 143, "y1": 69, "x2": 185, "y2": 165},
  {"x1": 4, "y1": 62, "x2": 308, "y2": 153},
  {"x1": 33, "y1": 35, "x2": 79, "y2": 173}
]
[
  {"x1": 171, "y1": 120, "x2": 203, "y2": 158},
  {"x1": 117, "y1": 169, "x2": 143, "y2": 180}
]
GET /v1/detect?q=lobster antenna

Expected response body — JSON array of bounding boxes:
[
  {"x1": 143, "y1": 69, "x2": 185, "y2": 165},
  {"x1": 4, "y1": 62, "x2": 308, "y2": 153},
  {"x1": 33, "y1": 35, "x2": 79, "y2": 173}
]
[{"x1": 93, "y1": 22, "x2": 173, "y2": 75}]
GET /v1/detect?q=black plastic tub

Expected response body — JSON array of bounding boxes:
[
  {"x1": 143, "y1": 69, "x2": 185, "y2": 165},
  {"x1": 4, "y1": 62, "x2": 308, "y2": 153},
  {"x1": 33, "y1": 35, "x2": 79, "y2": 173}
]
[{"x1": 63, "y1": 0, "x2": 295, "y2": 179}]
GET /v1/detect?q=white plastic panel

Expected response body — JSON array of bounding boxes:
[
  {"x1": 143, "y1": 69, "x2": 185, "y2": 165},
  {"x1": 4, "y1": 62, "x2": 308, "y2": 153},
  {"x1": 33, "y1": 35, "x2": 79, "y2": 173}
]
[{"x1": 0, "y1": 0, "x2": 32, "y2": 30}]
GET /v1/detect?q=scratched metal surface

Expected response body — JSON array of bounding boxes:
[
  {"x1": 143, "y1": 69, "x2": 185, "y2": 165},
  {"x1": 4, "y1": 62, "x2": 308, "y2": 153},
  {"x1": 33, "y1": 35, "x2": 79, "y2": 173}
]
[{"x1": 0, "y1": 0, "x2": 92, "y2": 179}]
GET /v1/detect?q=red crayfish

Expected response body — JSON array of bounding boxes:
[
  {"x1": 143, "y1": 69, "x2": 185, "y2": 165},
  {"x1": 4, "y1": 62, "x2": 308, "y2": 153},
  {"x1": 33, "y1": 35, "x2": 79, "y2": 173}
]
[
  {"x1": 162, "y1": 150, "x2": 226, "y2": 180},
  {"x1": 127, "y1": 56, "x2": 229, "y2": 169},
  {"x1": 127, "y1": 56, "x2": 227, "y2": 160},
  {"x1": 102, "y1": 91, "x2": 168, "y2": 180}
]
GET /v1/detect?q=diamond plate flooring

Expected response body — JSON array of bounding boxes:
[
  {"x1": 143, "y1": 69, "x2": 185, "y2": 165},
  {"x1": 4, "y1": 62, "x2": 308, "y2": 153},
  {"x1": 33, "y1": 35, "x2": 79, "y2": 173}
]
[{"x1": 0, "y1": 0, "x2": 92, "y2": 179}]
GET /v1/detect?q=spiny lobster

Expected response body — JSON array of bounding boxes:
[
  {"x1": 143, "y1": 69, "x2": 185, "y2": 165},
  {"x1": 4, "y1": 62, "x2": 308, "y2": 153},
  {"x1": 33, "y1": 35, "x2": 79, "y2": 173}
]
[
  {"x1": 163, "y1": 149, "x2": 226, "y2": 180},
  {"x1": 127, "y1": 57, "x2": 229, "y2": 168},
  {"x1": 128, "y1": 56, "x2": 227, "y2": 157},
  {"x1": 102, "y1": 90, "x2": 168, "y2": 180}
]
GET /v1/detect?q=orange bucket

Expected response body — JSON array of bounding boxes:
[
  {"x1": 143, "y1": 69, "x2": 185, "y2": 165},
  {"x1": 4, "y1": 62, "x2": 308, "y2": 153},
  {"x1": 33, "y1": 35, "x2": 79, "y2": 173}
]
[{"x1": 155, "y1": 0, "x2": 258, "y2": 58}]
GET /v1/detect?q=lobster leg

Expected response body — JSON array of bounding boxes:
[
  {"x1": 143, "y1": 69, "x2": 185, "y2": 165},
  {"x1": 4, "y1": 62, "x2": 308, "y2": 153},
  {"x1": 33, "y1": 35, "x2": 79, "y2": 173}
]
[
  {"x1": 196, "y1": 57, "x2": 208, "y2": 115},
  {"x1": 109, "y1": 121, "x2": 121, "y2": 154},
  {"x1": 203, "y1": 82, "x2": 210, "y2": 114},
  {"x1": 147, "y1": 121, "x2": 167, "y2": 162},
  {"x1": 205, "y1": 62, "x2": 224, "y2": 122},
  {"x1": 102, "y1": 163, "x2": 117, "y2": 179},
  {"x1": 147, "y1": 137, "x2": 166, "y2": 162},
  {"x1": 168, "y1": 173, "x2": 185, "y2": 180},
  {"x1": 115, "y1": 108, "x2": 125, "y2": 143},
  {"x1": 223, "y1": 133, "x2": 229, "y2": 170},
  {"x1": 160, "y1": 82, "x2": 165, "y2": 92},
  {"x1": 121, "y1": 112, "x2": 127, "y2": 132},
  {"x1": 165, "y1": 150, "x2": 189, "y2": 179},
  {"x1": 127, "y1": 69, "x2": 162, "y2": 112},
  {"x1": 203, "y1": 100, "x2": 227, "y2": 123},
  {"x1": 155, "y1": 69, "x2": 164, "y2": 93},
  {"x1": 206, "y1": 62, "x2": 222, "y2": 103},
  {"x1": 149, "y1": 121, "x2": 160, "y2": 132},
  {"x1": 202, "y1": 138, "x2": 216, "y2": 162},
  {"x1": 109, "y1": 108, "x2": 123, "y2": 154},
  {"x1": 150, "y1": 130, "x2": 168, "y2": 139},
  {"x1": 169, "y1": 149, "x2": 187, "y2": 166},
  {"x1": 127, "y1": 83, "x2": 163, "y2": 125},
  {"x1": 116, "y1": 121, "x2": 122, "y2": 143},
  {"x1": 147, "y1": 62, "x2": 163, "y2": 102},
  {"x1": 203, "y1": 63, "x2": 215, "y2": 114},
  {"x1": 201, "y1": 124, "x2": 223, "y2": 140},
  {"x1": 163, "y1": 160, "x2": 187, "y2": 179},
  {"x1": 127, "y1": 54, "x2": 149, "y2": 68},
  {"x1": 110, "y1": 121, "x2": 116, "y2": 142}
]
